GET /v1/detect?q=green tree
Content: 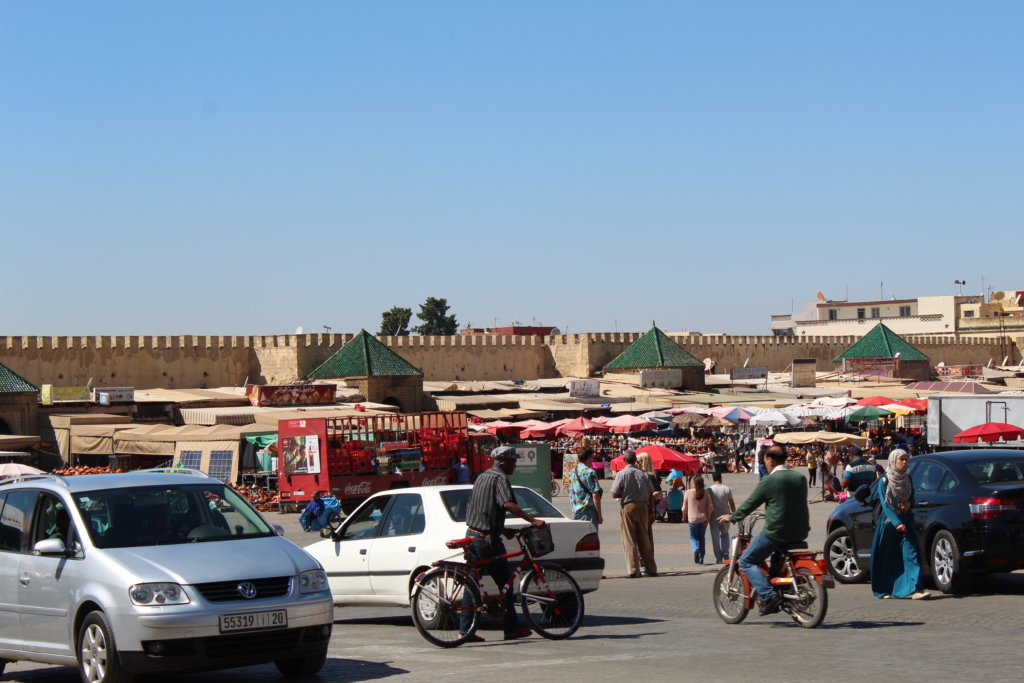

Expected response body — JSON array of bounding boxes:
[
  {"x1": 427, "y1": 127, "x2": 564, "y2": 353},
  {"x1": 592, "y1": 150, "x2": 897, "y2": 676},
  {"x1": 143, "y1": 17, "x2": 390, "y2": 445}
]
[
  {"x1": 413, "y1": 297, "x2": 458, "y2": 335},
  {"x1": 379, "y1": 306, "x2": 412, "y2": 336}
]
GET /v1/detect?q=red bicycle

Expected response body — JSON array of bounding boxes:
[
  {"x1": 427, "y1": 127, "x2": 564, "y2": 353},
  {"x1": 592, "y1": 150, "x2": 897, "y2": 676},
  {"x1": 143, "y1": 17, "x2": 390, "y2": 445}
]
[{"x1": 410, "y1": 526, "x2": 585, "y2": 647}]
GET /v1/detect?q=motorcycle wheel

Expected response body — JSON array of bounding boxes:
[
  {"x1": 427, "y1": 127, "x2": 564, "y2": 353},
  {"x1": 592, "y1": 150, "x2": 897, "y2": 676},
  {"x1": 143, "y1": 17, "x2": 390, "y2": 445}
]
[
  {"x1": 786, "y1": 568, "x2": 828, "y2": 629},
  {"x1": 712, "y1": 564, "x2": 749, "y2": 624}
]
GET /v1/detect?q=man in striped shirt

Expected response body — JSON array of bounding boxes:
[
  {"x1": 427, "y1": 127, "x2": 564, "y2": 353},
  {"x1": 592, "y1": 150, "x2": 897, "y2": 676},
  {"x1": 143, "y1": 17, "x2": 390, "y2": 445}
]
[{"x1": 461, "y1": 446, "x2": 546, "y2": 641}]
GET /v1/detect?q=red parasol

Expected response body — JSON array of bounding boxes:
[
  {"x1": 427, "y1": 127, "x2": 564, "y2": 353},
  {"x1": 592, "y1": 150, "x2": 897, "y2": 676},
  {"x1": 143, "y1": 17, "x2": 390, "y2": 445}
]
[
  {"x1": 856, "y1": 396, "x2": 892, "y2": 407},
  {"x1": 555, "y1": 416, "x2": 610, "y2": 437},
  {"x1": 895, "y1": 398, "x2": 929, "y2": 412},
  {"x1": 602, "y1": 415, "x2": 658, "y2": 434},
  {"x1": 953, "y1": 422, "x2": 1024, "y2": 444},
  {"x1": 609, "y1": 445, "x2": 701, "y2": 474}
]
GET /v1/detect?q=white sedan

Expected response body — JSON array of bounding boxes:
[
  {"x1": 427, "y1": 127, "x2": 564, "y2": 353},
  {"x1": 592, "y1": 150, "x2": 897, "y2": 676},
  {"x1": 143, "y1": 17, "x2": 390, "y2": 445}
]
[{"x1": 304, "y1": 484, "x2": 604, "y2": 607}]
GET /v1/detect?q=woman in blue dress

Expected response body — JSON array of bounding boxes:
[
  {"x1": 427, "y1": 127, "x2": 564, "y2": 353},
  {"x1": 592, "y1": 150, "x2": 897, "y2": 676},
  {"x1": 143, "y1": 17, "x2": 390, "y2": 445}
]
[{"x1": 870, "y1": 449, "x2": 931, "y2": 599}]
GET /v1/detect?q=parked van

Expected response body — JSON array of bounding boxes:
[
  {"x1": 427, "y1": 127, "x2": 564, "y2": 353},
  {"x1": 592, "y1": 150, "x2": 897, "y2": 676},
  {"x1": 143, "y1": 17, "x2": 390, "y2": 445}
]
[{"x1": 0, "y1": 469, "x2": 333, "y2": 683}]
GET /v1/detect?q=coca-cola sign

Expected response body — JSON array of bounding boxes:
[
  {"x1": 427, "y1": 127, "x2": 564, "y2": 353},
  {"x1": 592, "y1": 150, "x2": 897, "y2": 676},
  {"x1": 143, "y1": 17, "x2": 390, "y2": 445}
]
[
  {"x1": 343, "y1": 481, "x2": 373, "y2": 496},
  {"x1": 421, "y1": 475, "x2": 451, "y2": 487}
]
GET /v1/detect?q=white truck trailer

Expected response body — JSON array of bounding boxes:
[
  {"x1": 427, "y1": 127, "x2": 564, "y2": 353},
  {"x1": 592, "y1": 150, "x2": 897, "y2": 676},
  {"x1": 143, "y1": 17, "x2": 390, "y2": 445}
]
[{"x1": 926, "y1": 394, "x2": 1024, "y2": 449}]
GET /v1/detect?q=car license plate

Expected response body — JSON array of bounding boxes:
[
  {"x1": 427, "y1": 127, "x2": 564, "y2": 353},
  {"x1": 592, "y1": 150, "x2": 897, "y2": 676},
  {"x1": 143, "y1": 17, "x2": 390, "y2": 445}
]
[{"x1": 218, "y1": 609, "x2": 287, "y2": 633}]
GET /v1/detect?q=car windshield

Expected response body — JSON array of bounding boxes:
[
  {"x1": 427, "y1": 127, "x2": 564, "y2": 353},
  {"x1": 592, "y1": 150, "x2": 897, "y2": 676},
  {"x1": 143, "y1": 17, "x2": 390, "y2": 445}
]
[
  {"x1": 964, "y1": 459, "x2": 1024, "y2": 485},
  {"x1": 441, "y1": 487, "x2": 563, "y2": 523},
  {"x1": 73, "y1": 483, "x2": 275, "y2": 548}
]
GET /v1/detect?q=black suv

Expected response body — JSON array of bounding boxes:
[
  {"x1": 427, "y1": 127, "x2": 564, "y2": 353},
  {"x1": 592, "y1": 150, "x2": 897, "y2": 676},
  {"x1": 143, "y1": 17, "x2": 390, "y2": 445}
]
[{"x1": 824, "y1": 449, "x2": 1024, "y2": 593}]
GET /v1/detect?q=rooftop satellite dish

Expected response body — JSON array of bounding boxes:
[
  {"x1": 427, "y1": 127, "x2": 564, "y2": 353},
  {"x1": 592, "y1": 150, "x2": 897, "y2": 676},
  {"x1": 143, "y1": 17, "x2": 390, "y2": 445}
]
[
  {"x1": 993, "y1": 291, "x2": 1005, "y2": 300},
  {"x1": 816, "y1": 291, "x2": 825, "y2": 302},
  {"x1": 295, "y1": 326, "x2": 304, "y2": 334}
]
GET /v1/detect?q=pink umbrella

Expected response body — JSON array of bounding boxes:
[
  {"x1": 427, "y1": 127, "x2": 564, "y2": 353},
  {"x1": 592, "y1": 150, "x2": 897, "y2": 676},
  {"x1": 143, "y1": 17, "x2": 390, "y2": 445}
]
[
  {"x1": 555, "y1": 416, "x2": 610, "y2": 437},
  {"x1": 667, "y1": 405, "x2": 709, "y2": 416},
  {"x1": 602, "y1": 415, "x2": 658, "y2": 434}
]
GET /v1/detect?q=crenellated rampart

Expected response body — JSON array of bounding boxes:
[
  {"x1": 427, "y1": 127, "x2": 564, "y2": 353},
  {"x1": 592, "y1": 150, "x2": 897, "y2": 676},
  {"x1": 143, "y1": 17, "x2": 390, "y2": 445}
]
[{"x1": 0, "y1": 332, "x2": 1019, "y2": 389}]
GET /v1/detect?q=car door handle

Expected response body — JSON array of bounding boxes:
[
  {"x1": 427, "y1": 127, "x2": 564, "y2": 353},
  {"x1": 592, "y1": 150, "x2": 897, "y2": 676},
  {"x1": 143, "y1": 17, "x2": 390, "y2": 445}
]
[
  {"x1": 19, "y1": 575, "x2": 30, "y2": 586},
  {"x1": 359, "y1": 549, "x2": 367, "y2": 555},
  {"x1": 408, "y1": 547, "x2": 416, "y2": 553}
]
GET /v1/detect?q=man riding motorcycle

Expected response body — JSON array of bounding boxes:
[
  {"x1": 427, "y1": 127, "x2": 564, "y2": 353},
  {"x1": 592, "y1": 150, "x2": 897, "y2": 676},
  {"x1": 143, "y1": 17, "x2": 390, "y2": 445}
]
[{"x1": 718, "y1": 445, "x2": 809, "y2": 614}]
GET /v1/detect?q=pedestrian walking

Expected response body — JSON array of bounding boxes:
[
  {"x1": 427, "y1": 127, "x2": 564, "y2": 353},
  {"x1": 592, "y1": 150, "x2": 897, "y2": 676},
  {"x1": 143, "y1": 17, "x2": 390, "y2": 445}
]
[
  {"x1": 681, "y1": 476, "x2": 714, "y2": 564},
  {"x1": 708, "y1": 472, "x2": 736, "y2": 564},
  {"x1": 610, "y1": 450, "x2": 658, "y2": 578},
  {"x1": 568, "y1": 447, "x2": 603, "y2": 528},
  {"x1": 871, "y1": 449, "x2": 931, "y2": 600}
]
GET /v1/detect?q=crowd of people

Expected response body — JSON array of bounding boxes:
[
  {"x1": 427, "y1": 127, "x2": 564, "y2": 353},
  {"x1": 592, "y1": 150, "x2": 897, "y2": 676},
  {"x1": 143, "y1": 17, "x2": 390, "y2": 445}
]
[{"x1": 561, "y1": 437, "x2": 930, "y2": 601}]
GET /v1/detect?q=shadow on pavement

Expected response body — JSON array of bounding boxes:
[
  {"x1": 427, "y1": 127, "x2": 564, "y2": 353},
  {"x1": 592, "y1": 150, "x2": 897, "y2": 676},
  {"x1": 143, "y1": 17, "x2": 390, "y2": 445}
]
[
  {"x1": 582, "y1": 614, "x2": 667, "y2": 627},
  {"x1": 815, "y1": 620, "x2": 925, "y2": 630}
]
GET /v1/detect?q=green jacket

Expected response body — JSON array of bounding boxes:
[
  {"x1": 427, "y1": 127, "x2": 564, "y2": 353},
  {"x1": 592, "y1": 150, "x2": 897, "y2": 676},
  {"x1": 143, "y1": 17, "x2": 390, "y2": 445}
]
[{"x1": 730, "y1": 468, "x2": 809, "y2": 543}]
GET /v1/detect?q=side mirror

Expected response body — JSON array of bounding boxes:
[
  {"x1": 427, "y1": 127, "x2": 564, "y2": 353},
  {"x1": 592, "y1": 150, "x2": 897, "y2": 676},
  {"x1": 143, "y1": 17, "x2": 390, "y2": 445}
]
[
  {"x1": 271, "y1": 524, "x2": 285, "y2": 536},
  {"x1": 33, "y1": 538, "x2": 69, "y2": 556},
  {"x1": 854, "y1": 484, "x2": 872, "y2": 505}
]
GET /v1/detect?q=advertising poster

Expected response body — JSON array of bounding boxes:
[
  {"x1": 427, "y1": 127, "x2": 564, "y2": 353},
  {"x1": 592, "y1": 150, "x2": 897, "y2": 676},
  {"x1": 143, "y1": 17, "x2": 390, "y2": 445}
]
[{"x1": 281, "y1": 435, "x2": 321, "y2": 475}]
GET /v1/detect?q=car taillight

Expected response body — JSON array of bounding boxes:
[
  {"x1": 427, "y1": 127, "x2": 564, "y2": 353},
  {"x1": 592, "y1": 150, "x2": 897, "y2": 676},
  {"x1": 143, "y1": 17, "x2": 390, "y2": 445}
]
[
  {"x1": 969, "y1": 497, "x2": 1018, "y2": 520},
  {"x1": 575, "y1": 532, "x2": 600, "y2": 552}
]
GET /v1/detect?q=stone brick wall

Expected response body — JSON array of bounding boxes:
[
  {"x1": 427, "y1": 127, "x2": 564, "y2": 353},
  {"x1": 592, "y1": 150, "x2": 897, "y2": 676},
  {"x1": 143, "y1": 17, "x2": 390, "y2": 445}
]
[{"x1": 1, "y1": 332, "x2": 1020, "y2": 391}]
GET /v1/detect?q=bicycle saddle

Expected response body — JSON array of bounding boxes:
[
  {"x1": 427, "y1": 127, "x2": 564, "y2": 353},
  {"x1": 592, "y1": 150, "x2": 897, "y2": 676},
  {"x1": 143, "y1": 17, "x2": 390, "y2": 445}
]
[
  {"x1": 781, "y1": 541, "x2": 808, "y2": 550},
  {"x1": 446, "y1": 537, "x2": 473, "y2": 549}
]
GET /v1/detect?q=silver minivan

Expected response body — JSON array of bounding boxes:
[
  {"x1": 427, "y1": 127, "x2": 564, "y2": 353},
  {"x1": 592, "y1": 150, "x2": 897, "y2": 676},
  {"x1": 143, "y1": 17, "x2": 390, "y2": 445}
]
[{"x1": 0, "y1": 469, "x2": 334, "y2": 683}]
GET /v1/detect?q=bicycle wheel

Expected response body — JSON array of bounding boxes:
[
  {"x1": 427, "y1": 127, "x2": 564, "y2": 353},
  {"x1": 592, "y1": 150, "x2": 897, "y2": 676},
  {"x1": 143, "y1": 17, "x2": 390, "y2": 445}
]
[
  {"x1": 712, "y1": 564, "x2": 749, "y2": 624},
  {"x1": 519, "y1": 565, "x2": 584, "y2": 639},
  {"x1": 786, "y1": 568, "x2": 828, "y2": 629},
  {"x1": 551, "y1": 480, "x2": 561, "y2": 497},
  {"x1": 411, "y1": 567, "x2": 482, "y2": 647}
]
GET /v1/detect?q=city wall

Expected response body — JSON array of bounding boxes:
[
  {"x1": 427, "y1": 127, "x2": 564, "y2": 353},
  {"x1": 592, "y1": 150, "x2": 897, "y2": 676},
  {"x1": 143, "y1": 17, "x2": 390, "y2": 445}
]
[{"x1": 1, "y1": 333, "x2": 1020, "y2": 390}]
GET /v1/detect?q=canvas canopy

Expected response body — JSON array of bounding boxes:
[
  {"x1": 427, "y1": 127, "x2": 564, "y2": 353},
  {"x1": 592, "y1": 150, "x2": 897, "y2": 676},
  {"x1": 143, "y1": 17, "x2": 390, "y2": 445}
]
[
  {"x1": 772, "y1": 432, "x2": 870, "y2": 447},
  {"x1": 42, "y1": 414, "x2": 133, "y2": 463},
  {"x1": 70, "y1": 424, "x2": 142, "y2": 456},
  {"x1": 113, "y1": 424, "x2": 274, "y2": 482}
]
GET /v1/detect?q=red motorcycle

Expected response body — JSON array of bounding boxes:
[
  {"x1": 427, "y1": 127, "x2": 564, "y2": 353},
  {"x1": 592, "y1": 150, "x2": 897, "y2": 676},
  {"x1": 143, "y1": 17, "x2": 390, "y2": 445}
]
[{"x1": 713, "y1": 512, "x2": 834, "y2": 628}]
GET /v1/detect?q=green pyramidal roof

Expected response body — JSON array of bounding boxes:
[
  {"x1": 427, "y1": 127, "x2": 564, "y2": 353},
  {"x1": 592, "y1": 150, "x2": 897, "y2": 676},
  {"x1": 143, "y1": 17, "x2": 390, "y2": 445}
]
[
  {"x1": 308, "y1": 330, "x2": 423, "y2": 379},
  {"x1": 0, "y1": 362, "x2": 39, "y2": 393},
  {"x1": 605, "y1": 327, "x2": 704, "y2": 370},
  {"x1": 833, "y1": 323, "x2": 929, "y2": 362}
]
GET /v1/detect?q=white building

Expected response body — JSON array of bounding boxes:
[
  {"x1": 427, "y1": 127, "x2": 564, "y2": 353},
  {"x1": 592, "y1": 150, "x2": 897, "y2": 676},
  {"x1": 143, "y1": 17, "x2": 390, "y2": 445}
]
[{"x1": 771, "y1": 293, "x2": 983, "y2": 337}]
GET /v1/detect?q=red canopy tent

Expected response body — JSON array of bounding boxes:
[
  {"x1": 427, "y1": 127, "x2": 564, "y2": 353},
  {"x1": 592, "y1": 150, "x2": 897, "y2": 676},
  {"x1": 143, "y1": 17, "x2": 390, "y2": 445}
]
[
  {"x1": 518, "y1": 421, "x2": 559, "y2": 439},
  {"x1": 896, "y1": 398, "x2": 929, "y2": 412},
  {"x1": 953, "y1": 422, "x2": 1024, "y2": 444},
  {"x1": 602, "y1": 415, "x2": 658, "y2": 434},
  {"x1": 484, "y1": 420, "x2": 523, "y2": 437},
  {"x1": 609, "y1": 444, "x2": 701, "y2": 474},
  {"x1": 555, "y1": 417, "x2": 610, "y2": 437},
  {"x1": 856, "y1": 396, "x2": 893, "y2": 407}
]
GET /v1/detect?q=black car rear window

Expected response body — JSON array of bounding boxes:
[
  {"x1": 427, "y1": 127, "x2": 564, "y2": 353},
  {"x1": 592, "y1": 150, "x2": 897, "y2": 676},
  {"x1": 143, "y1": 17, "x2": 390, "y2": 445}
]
[{"x1": 964, "y1": 459, "x2": 1024, "y2": 485}]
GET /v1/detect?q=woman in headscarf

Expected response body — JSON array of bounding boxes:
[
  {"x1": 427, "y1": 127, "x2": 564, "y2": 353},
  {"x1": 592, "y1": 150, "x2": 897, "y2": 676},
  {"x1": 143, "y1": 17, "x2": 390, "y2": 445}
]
[{"x1": 870, "y1": 449, "x2": 931, "y2": 599}]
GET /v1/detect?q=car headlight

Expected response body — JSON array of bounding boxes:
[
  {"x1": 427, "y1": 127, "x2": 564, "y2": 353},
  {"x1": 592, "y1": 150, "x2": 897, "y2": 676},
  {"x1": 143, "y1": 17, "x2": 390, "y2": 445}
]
[
  {"x1": 129, "y1": 583, "x2": 190, "y2": 606},
  {"x1": 297, "y1": 569, "x2": 328, "y2": 594}
]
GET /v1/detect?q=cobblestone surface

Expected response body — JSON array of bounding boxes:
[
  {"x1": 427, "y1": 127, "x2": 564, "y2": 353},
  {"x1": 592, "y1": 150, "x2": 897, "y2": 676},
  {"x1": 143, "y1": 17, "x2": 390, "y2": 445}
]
[{"x1": 5, "y1": 471, "x2": 1024, "y2": 682}]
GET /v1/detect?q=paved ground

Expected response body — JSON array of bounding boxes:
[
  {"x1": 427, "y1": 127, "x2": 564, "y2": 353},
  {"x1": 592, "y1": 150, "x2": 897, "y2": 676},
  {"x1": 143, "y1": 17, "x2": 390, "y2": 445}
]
[{"x1": 6, "y1": 471, "x2": 1024, "y2": 682}]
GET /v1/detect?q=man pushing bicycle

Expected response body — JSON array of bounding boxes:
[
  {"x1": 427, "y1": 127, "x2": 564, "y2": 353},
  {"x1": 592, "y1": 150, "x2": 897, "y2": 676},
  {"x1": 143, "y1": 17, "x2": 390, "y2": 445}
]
[{"x1": 461, "y1": 446, "x2": 547, "y2": 641}]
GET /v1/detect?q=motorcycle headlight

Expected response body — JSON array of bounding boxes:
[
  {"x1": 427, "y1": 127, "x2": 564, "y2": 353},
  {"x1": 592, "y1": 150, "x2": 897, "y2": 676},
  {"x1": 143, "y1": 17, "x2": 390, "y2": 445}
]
[
  {"x1": 129, "y1": 583, "x2": 190, "y2": 606},
  {"x1": 298, "y1": 569, "x2": 328, "y2": 594}
]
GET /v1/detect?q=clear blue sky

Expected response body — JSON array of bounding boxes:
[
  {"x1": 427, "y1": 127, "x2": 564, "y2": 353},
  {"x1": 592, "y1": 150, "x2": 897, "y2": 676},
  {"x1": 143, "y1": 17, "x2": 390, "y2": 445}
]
[{"x1": 3, "y1": 2, "x2": 1022, "y2": 336}]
